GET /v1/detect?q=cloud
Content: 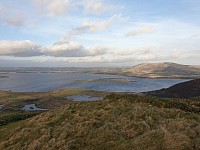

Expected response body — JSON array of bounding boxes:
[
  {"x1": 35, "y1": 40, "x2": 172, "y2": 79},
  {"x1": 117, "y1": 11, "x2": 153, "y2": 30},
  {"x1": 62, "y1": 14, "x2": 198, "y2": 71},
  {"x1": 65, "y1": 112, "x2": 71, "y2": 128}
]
[
  {"x1": 81, "y1": 17, "x2": 114, "y2": 32},
  {"x1": 89, "y1": 46, "x2": 108, "y2": 56},
  {"x1": 0, "y1": 40, "x2": 107, "y2": 58},
  {"x1": 0, "y1": 5, "x2": 5, "y2": 23},
  {"x1": 65, "y1": 14, "x2": 120, "y2": 39},
  {"x1": 190, "y1": 34, "x2": 200, "y2": 39},
  {"x1": 33, "y1": 0, "x2": 115, "y2": 16},
  {"x1": 126, "y1": 26, "x2": 154, "y2": 37},
  {"x1": 56, "y1": 46, "x2": 165, "y2": 63},
  {"x1": 171, "y1": 49, "x2": 200, "y2": 59},
  {"x1": 42, "y1": 41, "x2": 107, "y2": 57},
  {"x1": 63, "y1": 53, "x2": 161, "y2": 64},
  {"x1": 42, "y1": 41, "x2": 87, "y2": 57},
  {"x1": 4, "y1": 14, "x2": 25, "y2": 27},
  {"x1": 0, "y1": 40, "x2": 42, "y2": 57},
  {"x1": 82, "y1": 0, "x2": 114, "y2": 15},
  {"x1": 0, "y1": 5, "x2": 5, "y2": 16},
  {"x1": 0, "y1": 4, "x2": 26, "y2": 27},
  {"x1": 1, "y1": 39, "x2": 199, "y2": 65},
  {"x1": 33, "y1": 0, "x2": 69, "y2": 16}
]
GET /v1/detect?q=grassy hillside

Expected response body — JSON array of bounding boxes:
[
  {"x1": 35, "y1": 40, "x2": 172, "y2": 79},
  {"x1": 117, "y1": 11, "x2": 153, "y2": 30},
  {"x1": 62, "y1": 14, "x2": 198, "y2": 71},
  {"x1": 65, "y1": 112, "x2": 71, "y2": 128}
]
[
  {"x1": 147, "y1": 79, "x2": 200, "y2": 98},
  {"x1": 0, "y1": 88, "x2": 107, "y2": 126},
  {"x1": 0, "y1": 94, "x2": 200, "y2": 150}
]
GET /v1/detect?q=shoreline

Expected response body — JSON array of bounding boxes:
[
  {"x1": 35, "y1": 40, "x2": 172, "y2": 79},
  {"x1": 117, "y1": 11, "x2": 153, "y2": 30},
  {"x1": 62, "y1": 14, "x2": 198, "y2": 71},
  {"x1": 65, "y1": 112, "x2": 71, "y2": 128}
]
[
  {"x1": 0, "y1": 69, "x2": 199, "y2": 79},
  {"x1": 76, "y1": 78, "x2": 135, "y2": 83}
]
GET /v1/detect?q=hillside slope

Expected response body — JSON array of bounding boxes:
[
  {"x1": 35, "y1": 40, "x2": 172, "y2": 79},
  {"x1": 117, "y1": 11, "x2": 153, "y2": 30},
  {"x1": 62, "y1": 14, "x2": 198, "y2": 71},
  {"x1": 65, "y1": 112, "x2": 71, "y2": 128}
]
[
  {"x1": 147, "y1": 79, "x2": 200, "y2": 98},
  {"x1": 121, "y1": 62, "x2": 200, "y2": 78},
  {"x1": 84, "y1": 62, "x2": 200, "y2": 79},
  {"x1": 0, "y1": 94, "x2": 200, "y2": 150}
]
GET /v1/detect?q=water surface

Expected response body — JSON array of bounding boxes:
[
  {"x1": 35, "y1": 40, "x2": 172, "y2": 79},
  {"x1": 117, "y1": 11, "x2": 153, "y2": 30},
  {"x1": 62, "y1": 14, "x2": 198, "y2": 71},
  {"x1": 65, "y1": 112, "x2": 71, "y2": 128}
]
[
  {"x1": 0, "y1": 72, "x2": 190, "y2": 92},
  {"x1": 67, "y1": 95, "x2": 102, "y2": 101},
  {"x1": 0, "y1": 105, "x2": 5, "y2": 109},
  {"x1": 21, "y1": 104, "x2": 49, "y2": 111}
]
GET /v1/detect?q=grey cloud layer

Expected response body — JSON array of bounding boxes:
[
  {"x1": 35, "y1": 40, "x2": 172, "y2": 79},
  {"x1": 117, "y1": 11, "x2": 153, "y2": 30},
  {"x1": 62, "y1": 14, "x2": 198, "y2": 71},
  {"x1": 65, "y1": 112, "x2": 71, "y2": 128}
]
[
  {"x1": 1, "y1": 40, "x2": 199, "y2": 64},
  {"x1": 0, "y1": 40, "x2": 41, "y2": 57},
  {"x1": 0, "y1": 40, "x2": 158, "y2": 59},
  {"x1": 0, "y1": 40, "x2": 107, "y2": 57}
]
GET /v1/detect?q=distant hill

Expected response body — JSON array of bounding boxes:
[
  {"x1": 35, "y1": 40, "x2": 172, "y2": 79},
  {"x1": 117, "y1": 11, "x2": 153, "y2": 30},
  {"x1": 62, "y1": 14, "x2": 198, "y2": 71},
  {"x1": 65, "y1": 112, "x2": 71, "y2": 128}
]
[
  {"x1": 1, "y1": 62, "x2": 200, "y2": 79},
  {"x1": 121, "y1": 62, "x2": 200, "y2": 78},
  {"x1": 84, "y1": 62, "x2": 200, "y2": 79},
  {"x1": 146, "y1": 79, "x2": 200, "y2": 98}
]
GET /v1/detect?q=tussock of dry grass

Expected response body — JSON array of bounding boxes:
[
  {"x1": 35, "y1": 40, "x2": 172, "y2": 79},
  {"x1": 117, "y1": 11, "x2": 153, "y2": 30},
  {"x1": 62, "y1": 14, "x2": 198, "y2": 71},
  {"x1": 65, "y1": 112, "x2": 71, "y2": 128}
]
[{"x1": 0, "y1": 94, "x2": 200, "y2": 150}]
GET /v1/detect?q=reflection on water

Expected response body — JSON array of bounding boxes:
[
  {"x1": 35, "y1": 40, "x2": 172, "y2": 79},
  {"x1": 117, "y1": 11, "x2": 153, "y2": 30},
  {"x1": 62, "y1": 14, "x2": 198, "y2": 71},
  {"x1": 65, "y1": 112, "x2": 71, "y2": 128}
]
[
  {"x1": 0, "y1": 105, "x2": 5, "y2": 109},
  {"x1": 21, "y1": 104, "x2": 49, "y2": 111},
  {"x1": 67, "y1": 95, "x2": 102, "y2": 101},
  {"x1": 0, "y1": 72, "x2": 190, "y2": 92}
]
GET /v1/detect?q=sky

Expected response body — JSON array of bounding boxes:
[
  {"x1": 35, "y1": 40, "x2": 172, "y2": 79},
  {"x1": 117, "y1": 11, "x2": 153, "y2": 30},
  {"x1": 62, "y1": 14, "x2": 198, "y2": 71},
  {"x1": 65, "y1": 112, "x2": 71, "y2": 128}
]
[{"x1": 0, "y1": 0, "x2": 200, "y2": 67}]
